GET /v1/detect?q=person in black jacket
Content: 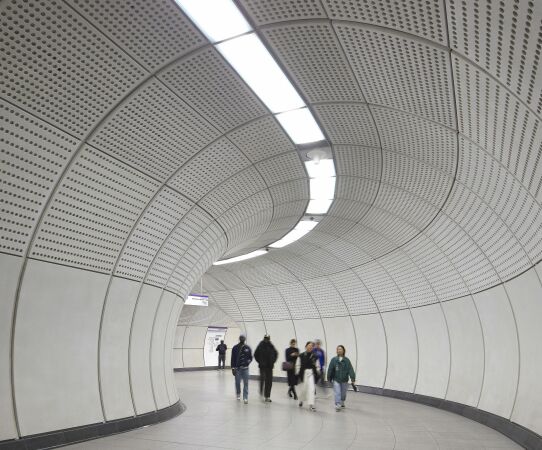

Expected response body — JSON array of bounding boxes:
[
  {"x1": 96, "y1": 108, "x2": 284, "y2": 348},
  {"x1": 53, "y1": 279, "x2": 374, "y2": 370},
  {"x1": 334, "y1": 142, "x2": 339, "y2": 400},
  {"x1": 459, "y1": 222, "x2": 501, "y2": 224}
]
[
  {"x1": 254, "y1": 334, "x2": 278, "y2": 402},
  {"x1": 215, "y1": 340, "x2": 227, "y2": 370},
  {"x1": 285, "y1": 339, "x2": 299, "y2": 400},
  {"x1": 231, "y1": 334, "x2": 252, "y2": 404}
]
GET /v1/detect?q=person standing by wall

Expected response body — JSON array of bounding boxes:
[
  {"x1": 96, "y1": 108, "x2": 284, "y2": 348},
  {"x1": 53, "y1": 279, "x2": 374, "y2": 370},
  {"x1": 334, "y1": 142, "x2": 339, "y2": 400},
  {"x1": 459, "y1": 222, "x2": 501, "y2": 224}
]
[
  {"x1": 216, "y1": 339, "x2": 227, "y2": 370},
  {"x1": 327, "y1": 345, "x2": 356, "y2": 411},
  {"x1": 285, "y1": 339, "x2": 299, "y2": 400},
  {"x1": 296, "y1": 341, "x2": 319, "y2": 411},
  {"x1": 313, "y1": 339, "x2": 326, "y2": 385},
  {"x1": 231, "y1": 334, "x2": 252, "y2": 404},
  {"x1": 254, "y1": 334, "x2": 278, "y2": 402}
]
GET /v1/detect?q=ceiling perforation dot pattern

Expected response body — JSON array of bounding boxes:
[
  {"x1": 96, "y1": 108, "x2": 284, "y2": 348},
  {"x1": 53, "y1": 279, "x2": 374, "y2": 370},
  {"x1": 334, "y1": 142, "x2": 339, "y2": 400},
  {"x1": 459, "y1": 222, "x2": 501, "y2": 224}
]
[
  {"x1": 160, "y1": 47, "x2": 268, "y2": 133},
  {"x1": 0, "y1": 0, "x2": 147, "y2": 137},
  {"x1": 334, "y1": 24, "x2": 455, "y2": 128},
  {"x1": 447, "y1": 0, "x2": 542, "y2": 115},
  {"x1": 70, "y1": 0, "x2": 205, "y2": 70},
  {"x1": 90, "y1": 79, "x2": 220, "y2": 182},
  {"x1": 0, "y1": 100, "x2": 78, "y2": 255},
  {"x1": 115, "y1": 188, "x2": 193, "y2": 281},
  {"x1": 262, "y1": 22, "x2": 364, "y2": 103},
  {"x1": 323, "y1": 0, "x2": 448, "y2": 45},
  {"x1": 31, "y1": 146, "x2": 160, "y2": 272}
]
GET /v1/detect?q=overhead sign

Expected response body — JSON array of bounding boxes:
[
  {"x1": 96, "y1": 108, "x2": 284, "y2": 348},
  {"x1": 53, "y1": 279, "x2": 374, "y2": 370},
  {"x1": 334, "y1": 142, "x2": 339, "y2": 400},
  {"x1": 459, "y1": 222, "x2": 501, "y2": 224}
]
[{"x1": 185, "y1": 293, "x2": 209, "y2": 306}]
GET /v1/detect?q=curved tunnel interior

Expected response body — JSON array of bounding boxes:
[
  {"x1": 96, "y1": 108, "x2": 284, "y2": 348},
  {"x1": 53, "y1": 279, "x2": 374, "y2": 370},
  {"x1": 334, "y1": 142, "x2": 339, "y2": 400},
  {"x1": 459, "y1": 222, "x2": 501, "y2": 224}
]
[{"x1": 1, "y1": 0, "x2": 542, "y2": 448}]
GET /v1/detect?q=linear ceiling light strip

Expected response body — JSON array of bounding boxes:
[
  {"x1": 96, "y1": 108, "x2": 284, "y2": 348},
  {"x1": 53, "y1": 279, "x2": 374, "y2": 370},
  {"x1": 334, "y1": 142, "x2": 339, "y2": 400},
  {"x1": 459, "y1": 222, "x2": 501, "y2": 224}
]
[{"x1": 176, "y1": 0, "x2": 335, "y2": 263}]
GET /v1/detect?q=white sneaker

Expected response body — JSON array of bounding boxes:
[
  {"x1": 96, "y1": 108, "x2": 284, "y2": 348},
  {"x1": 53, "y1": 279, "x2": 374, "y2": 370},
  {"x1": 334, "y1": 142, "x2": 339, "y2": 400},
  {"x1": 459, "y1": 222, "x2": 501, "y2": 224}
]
[
  {"x1": 244, "y1": 399, "x2": 248, "y2": 404},
  {"x1": 335, "y1": 405, "x2": 341, "y2": 411},
  {"x1": 237, "y1": 396, "x2": 241, "y2": 401}
]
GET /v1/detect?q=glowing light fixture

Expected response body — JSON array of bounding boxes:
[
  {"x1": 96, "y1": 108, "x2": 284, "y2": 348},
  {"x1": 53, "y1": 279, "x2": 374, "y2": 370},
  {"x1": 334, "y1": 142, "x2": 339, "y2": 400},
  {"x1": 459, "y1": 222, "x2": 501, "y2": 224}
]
[
  {"x1": 270, "y1": 220, "x2": 318, "y2": 248},
  {"x1": 175, "y1": 0, "x2": 251, "y2": 43},
  {"x1": 306, "y1": 198, "x2": 333, "y2": 214},
  {"x1": 275, "y1": 108, "x2": 325, "y2": 144},
  {"x1": 217, "y1": 34, "x2": 305, "y2": 113},
  {"x1": 213, "y1": 249, "x2": 267, "y2": 265},
  {"x1": 178, "y1": 0, "x2": 332, "y2": 261},
  {"x1": 305, "y1": 158, "x2": 336, "y2": 214},
  {"x1": 305, "y1": 158, "x2": 336, "y2": 178}
]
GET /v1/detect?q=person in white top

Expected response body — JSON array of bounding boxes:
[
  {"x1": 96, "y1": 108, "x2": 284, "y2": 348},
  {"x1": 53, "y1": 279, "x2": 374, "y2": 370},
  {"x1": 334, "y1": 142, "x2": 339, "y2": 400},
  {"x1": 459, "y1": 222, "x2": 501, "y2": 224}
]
[{"x1": 295, "y1": 341, "x2": 319, "y2": 411}]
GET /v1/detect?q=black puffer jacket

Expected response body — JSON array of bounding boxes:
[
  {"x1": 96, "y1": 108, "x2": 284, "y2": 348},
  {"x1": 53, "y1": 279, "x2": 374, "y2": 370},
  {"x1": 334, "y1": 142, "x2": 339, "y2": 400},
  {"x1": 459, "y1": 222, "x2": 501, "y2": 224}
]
[{"x1": 254, "y1": 340, "x2": 278, "y2": 369}]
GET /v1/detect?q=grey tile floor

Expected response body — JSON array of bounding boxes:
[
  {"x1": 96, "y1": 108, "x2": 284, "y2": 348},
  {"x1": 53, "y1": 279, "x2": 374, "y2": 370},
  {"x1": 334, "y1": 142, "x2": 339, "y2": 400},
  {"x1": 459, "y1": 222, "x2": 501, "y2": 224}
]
[{"x1": 64, "y1": 371, "x2": 520, "y2": 449}]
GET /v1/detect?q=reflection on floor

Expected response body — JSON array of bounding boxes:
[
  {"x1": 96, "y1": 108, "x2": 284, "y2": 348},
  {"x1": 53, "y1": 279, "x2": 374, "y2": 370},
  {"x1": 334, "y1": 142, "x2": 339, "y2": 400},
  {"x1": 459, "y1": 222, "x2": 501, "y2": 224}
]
[{"x1": 64, "y1": 371, "x2": 520, "y2": 449}]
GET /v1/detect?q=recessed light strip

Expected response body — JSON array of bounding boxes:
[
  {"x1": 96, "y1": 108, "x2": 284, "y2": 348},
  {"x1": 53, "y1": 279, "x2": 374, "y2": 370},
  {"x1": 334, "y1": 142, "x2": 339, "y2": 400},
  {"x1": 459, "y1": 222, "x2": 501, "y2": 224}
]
[
  {"x1": 213, "y1": 249, "x2": 268, "y2": 265},
  {"x1": 175, "y1": 0, "x2": 335, "y2": 263}
]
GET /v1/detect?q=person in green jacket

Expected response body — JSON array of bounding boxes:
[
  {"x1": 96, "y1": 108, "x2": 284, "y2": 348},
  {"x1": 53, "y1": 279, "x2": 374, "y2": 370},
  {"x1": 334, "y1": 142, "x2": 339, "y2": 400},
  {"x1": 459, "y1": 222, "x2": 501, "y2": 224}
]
[{"x1": 327, "y1": 345, "x2": 356, "y2": 411}]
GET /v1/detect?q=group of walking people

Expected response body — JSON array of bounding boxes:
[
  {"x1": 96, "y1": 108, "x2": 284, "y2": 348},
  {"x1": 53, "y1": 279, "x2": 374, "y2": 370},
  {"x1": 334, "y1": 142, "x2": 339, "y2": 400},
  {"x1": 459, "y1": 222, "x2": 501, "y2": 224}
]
[{"x1": 225, "y1": 333, "x2": 356, "y2": 411}]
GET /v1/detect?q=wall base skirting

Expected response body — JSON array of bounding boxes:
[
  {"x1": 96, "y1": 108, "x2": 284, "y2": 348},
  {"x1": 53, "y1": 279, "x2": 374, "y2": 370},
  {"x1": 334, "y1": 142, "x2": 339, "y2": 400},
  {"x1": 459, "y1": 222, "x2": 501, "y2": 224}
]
[
  {"x1": 0, "y1": 401, "x2": 184, "y2": 450},
  {"x1": 174, "y1": 366, "x2": 230, "y2": 372}
]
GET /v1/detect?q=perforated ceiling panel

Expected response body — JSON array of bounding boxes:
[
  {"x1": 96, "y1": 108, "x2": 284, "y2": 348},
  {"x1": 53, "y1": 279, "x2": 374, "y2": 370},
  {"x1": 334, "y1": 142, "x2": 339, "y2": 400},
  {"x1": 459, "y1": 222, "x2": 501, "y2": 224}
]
[
  {"x1": 263, "y1": 22, "x2": 363, "y2": 103},
  {"x1": 227, "y1": 116, "x2": 295, "y2": 163},
  {"x1": 0, "y1": 0, "x2": 147, "y2": 137},
  {"x1": 255, "y1": 152, "x2": 306, "y2": 186},
  {"x1": 90, "y1": 79, "x2": 220, "y2": 182},
  {"x1": 147, "y1": 206, "x2": 215, "y2": 288},
  {"x1": 323, "y1": 0, "x2": 448, "y2": 45},
  {"x1": 239, "y1": 0, "x2": 326, "y2": 25},
  {"x1": 31, "y1": 146, "x2": 160, "y2": 272},
  {"x1": 0, "y1": 100, "x2": 78, "y2": 255},
  {"x1": 334, "y1": 24, "x2": 455, "y2": 128},
  {"x1": 160, "y1": 47, "x2": 267, "y2": 133},
  {"x1": 328, "y1": 269, "x2": 379, "y2": 315},
  {"x1": 70, "y1": 0, "x2": 205, "y2": 71},
  {"x1": 313, "y1": 103, "x2": 380, "y2": 147},
  {"x1": 447, "y1": 0, "x2": 542, "y2": 115},
  {"x1": 168, "y1": 138, "x2": 251, "y2": 201},
  {"x1": 115, "y1": 187, "x2": 193, "y2": 281}
]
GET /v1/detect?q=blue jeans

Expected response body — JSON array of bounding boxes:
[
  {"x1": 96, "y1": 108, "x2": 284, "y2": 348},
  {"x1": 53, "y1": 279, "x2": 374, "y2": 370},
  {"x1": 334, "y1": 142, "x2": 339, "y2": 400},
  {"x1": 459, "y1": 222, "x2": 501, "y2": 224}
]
[
  {"x1": 235, "y1": 367, "x2": 249, "y2": 400},
  {"x1": 333, "y1": 381, "x2": 348, "y2": 405}
]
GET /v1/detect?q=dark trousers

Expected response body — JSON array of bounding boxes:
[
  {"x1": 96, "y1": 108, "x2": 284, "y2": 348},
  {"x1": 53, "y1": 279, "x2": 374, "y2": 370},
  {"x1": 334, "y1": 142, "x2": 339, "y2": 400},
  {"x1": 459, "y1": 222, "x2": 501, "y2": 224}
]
[
  {"x1": 218, "y1": 353, "x2": 225, "y2": 369},
  {"x1": 259, "y1": 367, "x2": 273, "y2": 398}
]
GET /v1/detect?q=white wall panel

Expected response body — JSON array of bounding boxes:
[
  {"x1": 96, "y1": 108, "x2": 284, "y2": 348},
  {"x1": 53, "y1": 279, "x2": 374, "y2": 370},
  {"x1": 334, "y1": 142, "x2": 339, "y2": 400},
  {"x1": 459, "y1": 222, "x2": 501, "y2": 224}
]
[
  {"x1": 166, "y1": 300, "x2": 183, "y2": 402},
  {"x1": 151, "y1": 291, "x2": 177, "y2": 409},
  {"x1": 382, "y1": 309, "x2": 418, "y2": 392},
  {"x1": 322, "y1": 317, "x2": 357, "y2": 374},
  {"x1": 411, "y1": 304, "x2": 450, "y2": 398},
  {"x1": 351, "y1": 314, "x2": 387, "y2": 388},
  {"x1": 474, "y1": 285, "x2": 519, "y2": 418},
  {"x1": 442, "y1": 296, "x2": 484, "y2": 406},
  {"x1": 173, "y1": 349, "x2": 184, "y2": 369},
  {"x1": 0, "y1": 254, "x2": 22, "y2": 440},
  {"x1": 182, "y1": 326, "x2": 207, "y2": 349},
  {"x1": 174, "y1": 326, "x2": 187, "y2": 349},
  {"x1": 292, "y1": 318, "x2": 326, "y2": 355},
  {"x1": 507, "y1": 267, "x2": 542, "y2": 435},
  {"x1": 100, "y1": 276, "x2": 139, "y2": 420},
  {"x1": 15, "y1": 260, "x2": 107, "y2": 435},
  {"x1": 243, "y1": 321, "x2": 266, "y2": 349},
  {"x1": 182, "y1": 348, "x2": 204, "y2": 368},
  {"x1": 264, "y1": 320, "x2": 296, "y2": 377},
  {"x1": 129, "y1": 284, "x2": 161, "y2": 414}
]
